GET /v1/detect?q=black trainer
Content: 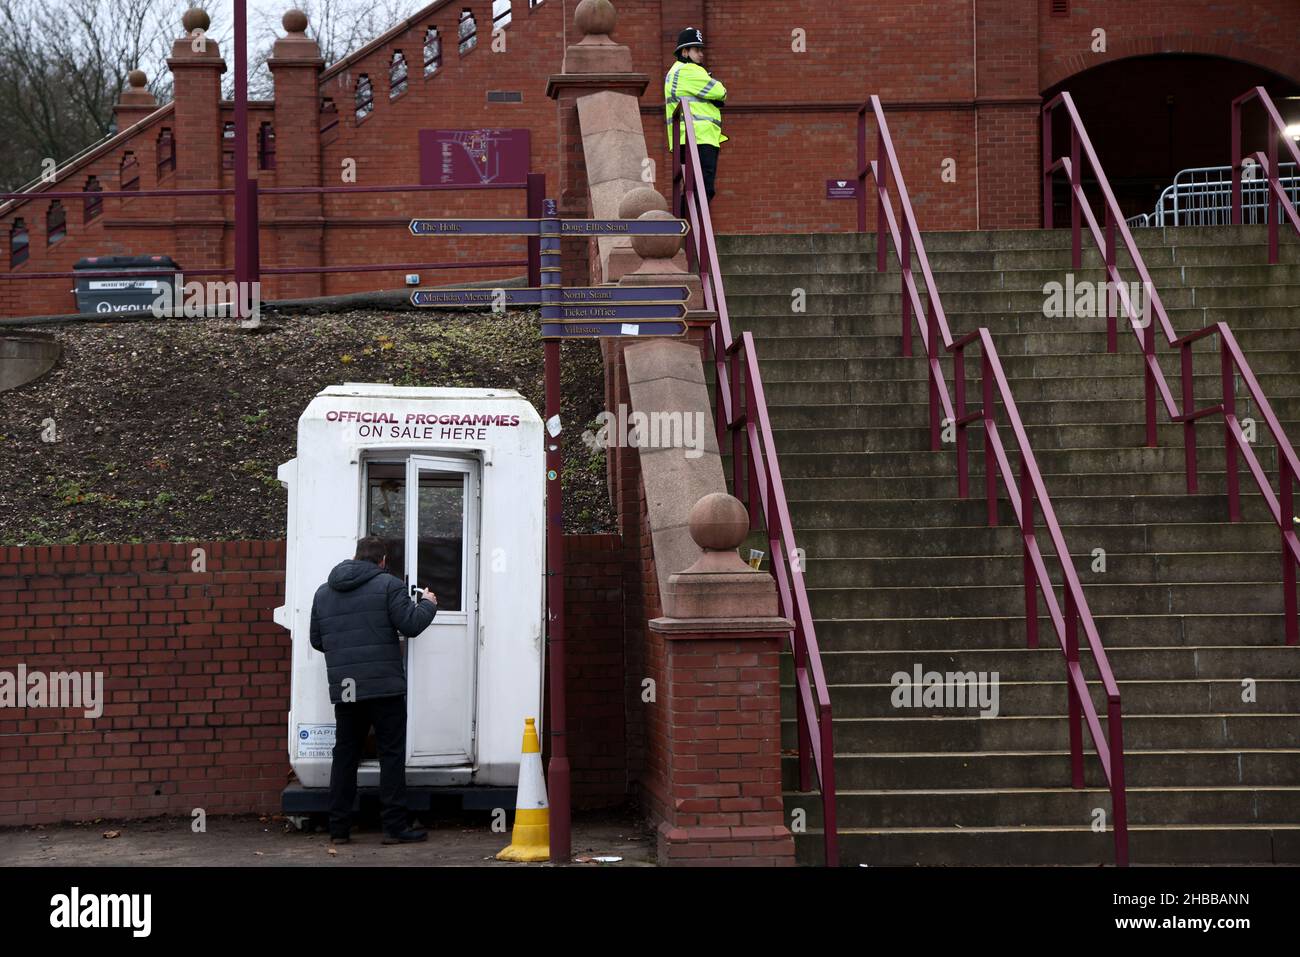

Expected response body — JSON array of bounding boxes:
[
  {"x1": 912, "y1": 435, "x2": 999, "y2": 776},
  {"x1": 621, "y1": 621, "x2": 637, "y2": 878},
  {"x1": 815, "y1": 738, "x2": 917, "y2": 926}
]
[{"x1": 382, "y1": 828, "x2": 428, "y2": 845}]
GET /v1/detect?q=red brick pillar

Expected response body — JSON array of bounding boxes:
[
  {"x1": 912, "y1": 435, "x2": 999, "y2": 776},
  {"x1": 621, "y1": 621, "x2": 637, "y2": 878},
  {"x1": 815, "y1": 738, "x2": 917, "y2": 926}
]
[
  {"x1": 647, "y1": 493, "x2": 796, "y2": 866},
  {"x1": 165, "y1": 7, "x2": 227, "y2": 281},
  {"x1": 546, "y1": 0, "x2": 649, "y2": 287},
  {"x1": 268, "y1": 10, "x2": 326, "y2": 300},
  {"x1": 974, "y1": 0, "x2": 1041, "y2": 228},
  {"x1": 113, "y1": 70, "x2": 159, "y2": 135}
]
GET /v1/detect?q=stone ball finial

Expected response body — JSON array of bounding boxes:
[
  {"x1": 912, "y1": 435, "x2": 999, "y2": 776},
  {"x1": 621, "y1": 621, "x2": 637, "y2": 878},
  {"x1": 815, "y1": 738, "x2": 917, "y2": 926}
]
[
  {"x1": 282, "y1": 8, "x2": 308, "y2": 34},
  {"x1": 631, "y1": 208, "x2": 683, "y2": 260},
  {"x1": 182, "y1": 6, "x2": 210, "y2": 33},
  {"x1": 618, "y1": 187, "x2": 669, "y2": 221},
  {"x1": 127, "y1": 69, "x2": 147, "y2": 89},
  {"x1": 689, "y1": 493, "x2": 750, "y2": 552},
  {"x1": 574, "y1": 0, "x2": 617, "y2": 37}
]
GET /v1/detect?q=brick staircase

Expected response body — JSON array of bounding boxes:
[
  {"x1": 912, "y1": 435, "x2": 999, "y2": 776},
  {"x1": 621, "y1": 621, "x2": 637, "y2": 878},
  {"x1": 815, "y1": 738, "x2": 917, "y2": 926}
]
[{"x1": 716, "y1": 224, "x2": 1300, "y2": 865}]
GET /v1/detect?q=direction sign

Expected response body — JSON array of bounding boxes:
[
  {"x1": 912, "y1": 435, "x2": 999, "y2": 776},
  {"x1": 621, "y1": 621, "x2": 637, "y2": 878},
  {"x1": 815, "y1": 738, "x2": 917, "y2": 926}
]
[
  {"x1": 409, "y1": 217, "x2": 688, "y2": 237},
  {"x1": 410, "y1": 285, "x2": 691, "y2": 308},
  {"x1": 560, "y1": 302, "x2": 688, "y2": 321},
  {"x1": 540, "y1": 320, "x2": 688, "y2": 338},
  {"x1": 409, "y1": 218, "x2": 541, "y2": 236},
  {"x1": 559, "y1": 219, "x2": 689, "y2": 236}
]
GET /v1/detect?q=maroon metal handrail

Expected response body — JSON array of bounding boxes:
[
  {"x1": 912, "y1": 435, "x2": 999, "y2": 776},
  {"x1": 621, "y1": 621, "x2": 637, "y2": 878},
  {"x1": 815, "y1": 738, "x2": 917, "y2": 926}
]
[
  {"x1": 859, "y1": 94, "x2": 1129, "y2": 865},
  {"x1": 1231, "y1": 87, "x2": 1300, "y2": 264},
  {"x1": 671, "y1": 99, "x2": 839, "y2": 867},
  {"x1": 1044, "y1": 90, "x2": 1300, "y2": 646},
  {"x1": 1, "y1": 175, "x2": 545, "y2": 292}
]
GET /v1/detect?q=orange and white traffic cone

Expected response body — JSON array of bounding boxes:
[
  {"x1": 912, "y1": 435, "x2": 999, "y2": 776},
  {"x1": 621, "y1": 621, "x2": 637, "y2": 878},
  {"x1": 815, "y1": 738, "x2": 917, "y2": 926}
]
[{"x1": 496, "y1": 717, "x2": 550, "y2": 862}]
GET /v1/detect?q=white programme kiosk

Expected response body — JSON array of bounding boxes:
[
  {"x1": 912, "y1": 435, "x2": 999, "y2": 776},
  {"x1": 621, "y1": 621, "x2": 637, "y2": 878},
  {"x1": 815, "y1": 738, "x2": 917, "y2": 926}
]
[{"x1": 275, "y1": 384, "x2": 545, "y2": 810}]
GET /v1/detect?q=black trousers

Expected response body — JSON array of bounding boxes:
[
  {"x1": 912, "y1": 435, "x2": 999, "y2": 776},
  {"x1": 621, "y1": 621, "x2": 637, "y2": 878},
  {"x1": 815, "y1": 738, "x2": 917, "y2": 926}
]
[
  {"x1": 329, "y1": 695, "x2": 409, "y2": 836},
  {"x1": 678, "y1": 144, "x2": 719, "y2": 215}
]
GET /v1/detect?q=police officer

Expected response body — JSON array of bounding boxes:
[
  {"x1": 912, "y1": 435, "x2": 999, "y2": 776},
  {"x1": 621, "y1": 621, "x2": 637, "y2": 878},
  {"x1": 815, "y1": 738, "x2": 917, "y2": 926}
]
[{"x1": 665, "y1": 27, "x2": 726, "y2": 207}]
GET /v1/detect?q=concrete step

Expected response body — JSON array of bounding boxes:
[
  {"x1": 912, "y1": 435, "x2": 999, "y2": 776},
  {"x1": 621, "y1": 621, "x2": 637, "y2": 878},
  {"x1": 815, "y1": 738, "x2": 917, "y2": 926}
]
[
  {"x1": 778, "y1": 522, "x2": 1281, "y2": 559},
  {"x1": 787, "y1": 646, "x2": 1299, "y2": 684},
  {"x1": 785, "y1": 785, "x2": 1300, "y2": 829},
  {"x1": 714, "y1": 224, "x2": 1285, "y2": 254},
  {"x1": 745, "y1": 348, "x2": 1300, "y2": 381},
  {"x1": 763, "y1": 394, "x2": 1300, "y2": 428},
  {"x1": 789, "y1": 822, "x2": 1300, "y2": 866},
  {"x1": 805, "y1": 611, "x2": 1289, "y2": 649},
  {"x1": 719, "y1": 241, "x2": 1300, "y2": 272},
  {"x1": 783, "y1": 713, "x2": 1300, "y2": 754},
  {"x1": 752, "y1": 373, "x2": 1298, "y2": 406},
  {"x1": 722, "y1": 278, "x2": 1300, "y2": 310},
  {"x1": 805, "y1": 579, "x2": 1290, "y2": 617},
  {"x1": 727, "y1": 444, "x2": 1279, "y2": 479},
  {"x1": 738, "y1": 327, "x2": 1294, "y2": 361},
  {"x1": 776, "y1": 469, "x2": 1277, "y2": 500},
  {"x1": 784, "y1": 675, "x2": 1300, "y2": 715},
  {"x1": 784, "y1": 748, "x2": 1300, "y2": 790},
  {"x1": 785, "y1": 492, "x2": 1271, "y2": 528},
  {"x1": 765, "y1": 419, "x2": 1296, "y2": 452},
  {"x1": 727, "y1": 262, "x2": 1300, "y2": 293},
  {"x1": 790, "y1": 550, "x2": 1292, "y2": 587}
]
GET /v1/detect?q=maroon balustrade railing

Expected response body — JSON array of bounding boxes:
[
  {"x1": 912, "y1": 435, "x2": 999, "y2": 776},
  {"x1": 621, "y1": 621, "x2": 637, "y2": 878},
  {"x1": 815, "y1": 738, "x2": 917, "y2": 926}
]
[
  {"x1": 0, "y1": 176, "x2": 545, "y2": 299},
  {"x1": 858, "y1": 94, "x2": 1129, "y2": 865},
  {"x1": 1044, "y1": 90, "x2": 1300, "y2": 646},
  {"x1": 1231, "y1": 87, "x2": 1300, "y2": 264},
  {"x1": 671, "y1": 99, "x2": 839, "y2": 867}
]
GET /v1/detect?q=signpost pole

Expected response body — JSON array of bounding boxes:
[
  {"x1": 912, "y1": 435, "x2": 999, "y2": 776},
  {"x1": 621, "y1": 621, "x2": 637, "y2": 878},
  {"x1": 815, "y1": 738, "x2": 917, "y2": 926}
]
[
  {"x1": 540, "y1": 198, "x2": 570, "y2": 864},
  {"x1": 526, "y1": 173, "x2": 545, "y2": 288}
]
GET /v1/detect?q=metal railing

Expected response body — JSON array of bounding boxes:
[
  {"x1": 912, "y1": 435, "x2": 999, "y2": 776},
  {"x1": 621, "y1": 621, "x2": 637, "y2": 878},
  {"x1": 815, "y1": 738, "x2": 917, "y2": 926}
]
[
  {"x1": 859, "y1": 94, "x2": 1129, "y2": 866},
  {"x1": 671, "y1": 97, "x2": 839, "y2": 867},
  {"x1": 1232, "y1": 87, "x2": 1300, "y2": 263},
  {"x1": 1044, "y1": 89, "x2": 1300, "y2": 646},
  {"x1": 1126, "y1": 163, "x2": 1299, "y2": 228}
]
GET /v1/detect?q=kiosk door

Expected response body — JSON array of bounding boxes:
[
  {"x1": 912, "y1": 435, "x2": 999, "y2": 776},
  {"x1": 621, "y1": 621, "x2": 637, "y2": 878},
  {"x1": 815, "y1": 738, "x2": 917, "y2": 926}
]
[{"x1": 402, "y1": 455, "x2": 480, "y2": 765}]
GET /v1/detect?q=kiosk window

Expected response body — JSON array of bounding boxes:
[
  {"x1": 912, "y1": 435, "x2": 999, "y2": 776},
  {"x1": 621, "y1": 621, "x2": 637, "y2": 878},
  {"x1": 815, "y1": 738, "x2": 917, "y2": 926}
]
[
  {"x1": 365, "y1": 464, "x2": 407, "y2": 579},
  {"x1": 364, "y1": 461, "x2": 466, "y2": 612}
]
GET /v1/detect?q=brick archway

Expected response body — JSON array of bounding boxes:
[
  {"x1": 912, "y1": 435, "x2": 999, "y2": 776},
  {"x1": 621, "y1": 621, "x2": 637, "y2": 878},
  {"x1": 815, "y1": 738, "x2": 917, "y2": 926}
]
[{"x1": 1040, "y1": 31, "x2": 1300, "y2": 93}]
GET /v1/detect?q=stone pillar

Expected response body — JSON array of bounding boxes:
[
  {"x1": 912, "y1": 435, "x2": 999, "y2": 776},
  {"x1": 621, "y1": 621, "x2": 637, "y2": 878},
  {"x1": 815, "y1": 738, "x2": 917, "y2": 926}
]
[
  {"x1": 268, "y1": 9, "x2": 326, "y2": 300},
  {"x1": 647, "y1": 493, "x2": 796, "y2": 866},
  {"x1": 113, "y1": 70, "x2": 158, "y2": 134},
  {"x1": 546, "y1": 0, "x2": 648, "y2": 287},
  {"x1": 165, "y1": 7, "x2": 227, "y2": 280}
]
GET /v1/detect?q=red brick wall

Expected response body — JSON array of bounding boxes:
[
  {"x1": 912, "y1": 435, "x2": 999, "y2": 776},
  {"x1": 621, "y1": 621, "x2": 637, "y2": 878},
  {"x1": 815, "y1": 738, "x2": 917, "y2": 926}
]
[
  {"x1": 0, "y1": 533, "x2": 627, "y2": 826},
  {"x1": 4, "y1": 0, "x2": 1300, "y2": 317},
  {"x1": 560, "y1": 533, "x2": 626, "y2": 809},
  {"x1": 0, "y1": 541, "x2": 288, "y2": 826}
]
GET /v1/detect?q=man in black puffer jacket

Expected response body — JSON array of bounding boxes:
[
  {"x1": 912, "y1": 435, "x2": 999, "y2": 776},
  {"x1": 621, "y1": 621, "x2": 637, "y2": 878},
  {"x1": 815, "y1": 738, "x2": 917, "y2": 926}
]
[{"x1": 310, "y1": 536, "x2": 437, "y2": 845}]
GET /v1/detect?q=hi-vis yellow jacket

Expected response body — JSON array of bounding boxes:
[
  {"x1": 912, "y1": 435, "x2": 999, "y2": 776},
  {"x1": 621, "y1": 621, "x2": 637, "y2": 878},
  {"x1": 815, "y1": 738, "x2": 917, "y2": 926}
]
[{"x1": 664, "y1": 60, "x2": 727, "y2": 149}]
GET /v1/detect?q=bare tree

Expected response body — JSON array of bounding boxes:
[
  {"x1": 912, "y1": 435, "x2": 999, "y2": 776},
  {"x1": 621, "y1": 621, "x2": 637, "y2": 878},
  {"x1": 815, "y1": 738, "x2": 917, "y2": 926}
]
[{"x1": 0, "y1": 0, "x2": 436, "y2": 191}]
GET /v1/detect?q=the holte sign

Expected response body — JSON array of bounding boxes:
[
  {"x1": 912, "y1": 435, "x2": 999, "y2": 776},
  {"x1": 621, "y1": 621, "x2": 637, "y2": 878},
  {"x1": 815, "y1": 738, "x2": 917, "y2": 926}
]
[{"x1": 419, "y1": 129, "x2": 530, "y2": 186}]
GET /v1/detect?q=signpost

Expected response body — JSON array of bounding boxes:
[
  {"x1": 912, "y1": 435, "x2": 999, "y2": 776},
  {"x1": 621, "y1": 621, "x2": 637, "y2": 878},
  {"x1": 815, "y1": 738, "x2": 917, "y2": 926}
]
[
  {"x1": 410, "y1": 201, "x2": 693, "y2": 864},
  {"x1": 409, "y1": 285, "x2": 691, "y2": 307},
  {"x1": 409, "y1": 217, "x2": 688, "y2": 237}
]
